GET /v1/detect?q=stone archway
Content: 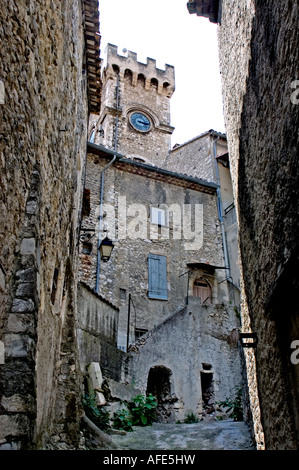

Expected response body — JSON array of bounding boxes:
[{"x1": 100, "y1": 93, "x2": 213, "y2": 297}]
[{"x1": 146, "y1": 365, "x2": 177, "y2": 423}]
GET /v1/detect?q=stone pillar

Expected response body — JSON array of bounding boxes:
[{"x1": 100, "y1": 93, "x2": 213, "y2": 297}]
[{"x1": 0, "y1": 170, "x2": 40, "y2": 450}]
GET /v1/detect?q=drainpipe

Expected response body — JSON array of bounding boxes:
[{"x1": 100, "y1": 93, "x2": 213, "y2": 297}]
[
  {"x1": 212, "y1": 135, "x2": 232, "y2": 300},
  {"x1": 95, "y1": 155, "x2": 116, "y2": 293},
  {"x1": 95, "y1": 71, "x2": 120, "y2": 293}
]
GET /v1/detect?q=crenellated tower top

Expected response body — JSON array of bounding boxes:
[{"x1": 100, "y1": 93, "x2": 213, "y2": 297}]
[
  {"x1": 102, "y1": 44, "x2": 175, "y2": 98},
  {"x1": 90, "y1": 44, "x2": 175, "y2": 166}
]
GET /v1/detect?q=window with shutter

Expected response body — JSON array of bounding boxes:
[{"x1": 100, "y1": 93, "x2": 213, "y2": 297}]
[{"x1": 148, "y1": 254, "x2": 168, "y2": 300}]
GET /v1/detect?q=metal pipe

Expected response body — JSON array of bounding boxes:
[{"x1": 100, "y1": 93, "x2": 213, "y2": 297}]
[
  {"x1": 95, "y1": 71, "x2": 120, "y2": 293},
  {"x1": 127, "y1": 293, "x2": 131, "y2": 352},
  {"x1": 212, "y1": 136, "x2": 232, "y2": 301},
  {"x1": 95, "y1": 154, "x2": 116, "y2": 293}
]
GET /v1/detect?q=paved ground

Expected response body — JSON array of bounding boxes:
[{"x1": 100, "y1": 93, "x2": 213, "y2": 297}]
[{"x1": 110, "y1": 419, "x2": 255, "y2": 451}]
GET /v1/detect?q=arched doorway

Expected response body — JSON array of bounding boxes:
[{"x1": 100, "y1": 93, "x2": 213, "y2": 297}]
[
  {"x1": 193, "y1": 277, "x2": 212, "y2": 304},
  {"x1": 146, "y1": 365, "x2": 176, "y2": 423}
]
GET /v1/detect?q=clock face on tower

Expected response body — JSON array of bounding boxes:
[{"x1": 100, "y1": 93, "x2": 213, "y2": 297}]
[{"x1": 129, "y1": 112, "x2": 151, "y2": 132}]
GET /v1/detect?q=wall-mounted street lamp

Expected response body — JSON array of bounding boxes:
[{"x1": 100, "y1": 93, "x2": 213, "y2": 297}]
[{"x1": 99, "y1": 236, "x2": 114, "y2": 262}]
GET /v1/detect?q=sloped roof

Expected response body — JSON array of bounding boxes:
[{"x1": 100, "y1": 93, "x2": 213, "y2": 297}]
[
  {"x1": 171, "y1": 129, "x2": 226, "y2": 152},
  {"x1": 87, "y1": 142, "x2": 218, "y2": 194}
]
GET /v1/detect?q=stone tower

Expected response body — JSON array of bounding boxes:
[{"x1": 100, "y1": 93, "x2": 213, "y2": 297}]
[{"x1": 93, "y1": 44, "x2": 175, "y2": 166}]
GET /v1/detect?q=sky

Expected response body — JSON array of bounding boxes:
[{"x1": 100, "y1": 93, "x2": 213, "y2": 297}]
[{"x1": 98, "y1": 0, "x2": 225, "y2": 146}]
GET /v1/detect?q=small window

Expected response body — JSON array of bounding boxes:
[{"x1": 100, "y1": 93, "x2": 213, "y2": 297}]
[
  {"x1": 119, "y1": 288, "x2": 127, "y2": 300},
  {"x1": 82, "y1": 242, "x2": 92, "y2": 255},
  {"x1": 148, "y1": 254, "x2": 168, "y2": 300},
  {"x1": 124, "y1": 69, "x2": 133, "y2": 84},
  {"x1": 150, "y1": 207, "x2": 167, "y2": 226},
  {"x1": 89, "y1": 128, "x2": 96, "y2": 143},
  {"x1": 51, "y1": 267, "x2": 59, "y2": 304},
  {"x1": 81, "y1": 188, "x2": 91, "y2": 217},
  {"x1": 150, "y1": 78, "x2": 158, "y2": 89},
  {"x1": 193, "y1": 278, "x2": 212, "y2": 304},
  {"x1": 137, "y1": 74, "x2": 146, "y2": 86},
  {"x1": 135, "y1": 328, "x2": 148, "y2": 340}
]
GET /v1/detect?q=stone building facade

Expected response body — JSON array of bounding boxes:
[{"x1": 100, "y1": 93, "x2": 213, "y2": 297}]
[
  {"x1": 129, "y1": 299, "x2": 242, "y2": 423},
  {"x1": 0, "y1": 0, "x2": 258, "y2": 449},
  {"x1": 165, "y1": 130, "x2": 240, "y2": 306},
  {"x1": 77, "y1": 44, "x2": 244, "y2": 424},
  {"x1": 188, "y1": 0, "x2": 299, "y2": 450},
  {"x1": 79, "y1": 145, "x2": 233, "y2": 350},
  {"x1": 0, "y1": 0, "x2": 101, "y2": 450}
]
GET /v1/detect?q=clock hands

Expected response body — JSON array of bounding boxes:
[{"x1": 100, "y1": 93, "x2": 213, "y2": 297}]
[
  {"x1": 130, "y1": 112, "x2": 151, "y2": 131},
  {"x1": 136, "y1": 117, "x2": 149, "y2": 126}
]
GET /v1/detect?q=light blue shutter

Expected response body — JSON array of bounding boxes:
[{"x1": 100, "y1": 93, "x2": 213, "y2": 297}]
[{"x1": 148, "y1": 254, "x2": 168, "y2": 300}]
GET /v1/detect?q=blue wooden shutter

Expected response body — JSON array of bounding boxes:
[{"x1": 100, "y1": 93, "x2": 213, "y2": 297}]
[{"x1": 148, "y1": 254, "x2": 168, "y2": 300}]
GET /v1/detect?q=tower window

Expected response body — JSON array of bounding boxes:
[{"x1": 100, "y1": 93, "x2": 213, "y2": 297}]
[
  {"x1": 150, "y1": 78, "x2": 158, "y2": 89},
  {"x1": 137, "y1": 74, "x2": 146, "y2": 86},
  {"x1": 124, "y1": 69, "x2": 133, "y2": 84},
  {"x1": 112, "y1": 64, "x2": 120, "y2": 74}
]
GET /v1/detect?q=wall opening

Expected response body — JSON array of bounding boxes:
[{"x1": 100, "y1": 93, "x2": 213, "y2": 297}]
[
  {"x1": 150, "y1": 78, "x2": 158, "y2": 89},
  {"x1": 82, "y1": 242, "x2": 92, "y2": 255},
  {"x1": 146, "y1": 365, "x2": 176, "y2": 423},
  {"x1": 193, "y1": 277, "x2": 212, "y2": 304},
  {"x1": 124, "y1": 68, "x2": 133, "y2": 84},
  {"x1": 51, "y1": 267, "x2": 59, "y2": 305},
  {"x1": 201, "y1": 365, "x2": 215, "y2": 417},
  {"x1": 137, "y1": 74, "x2": 146, "y2": 87},
  {"x1": 112, "y1": 64, "x2": 120, "y2": 74}
]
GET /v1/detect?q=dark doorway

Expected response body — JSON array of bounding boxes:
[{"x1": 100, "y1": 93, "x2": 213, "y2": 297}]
[
  {"x1": 201, "y1": 369, "x2": 215, "y2": 417},
  {"x1": 146, "y1": 365, "x2": 176, "y2": 423}
]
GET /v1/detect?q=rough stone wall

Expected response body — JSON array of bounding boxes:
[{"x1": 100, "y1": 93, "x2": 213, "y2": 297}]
[
  {"x1": 79, "y1": 153, "x2": 230, "y2": 350},
  {"x1": 76, "y1": 282, "x2": 126, "y2": 382},
  {"x1": 165, "y1": 133, "x2": 226, "y2": 182},
  {"x1": 0, "y1": 0, "x2": 88, "y2": 449},
  {"x1": 128, "y1": 298, "x2": 242, "y2": 422},
  {"x1": 218, "y1": 0, "x2": 299, "y2": 449}
]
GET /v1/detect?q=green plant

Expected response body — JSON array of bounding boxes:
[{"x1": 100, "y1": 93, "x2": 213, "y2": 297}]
[
  {"x1": 112, "y1": 409, "x2": 133, "y2": 432},
  {"x1": 83, "y1": 392, "x2": 110, "y2": 431},
  {"x1": 217, "y1": 385, "x2": 243, "y2": 421},
  {"x1": 184, "y1": 412, "x2": 199, "y2": 424},
  {"x1": 234, "y1": 306, "x2": 241, "y2": 320},
  {"x1": 129, "y1": 394, "x2": 157, "y2": 426}
]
